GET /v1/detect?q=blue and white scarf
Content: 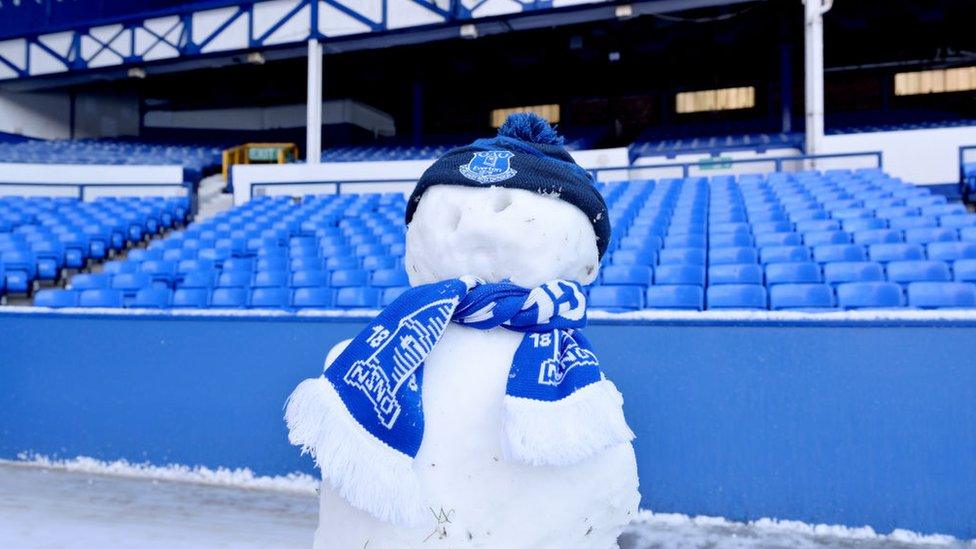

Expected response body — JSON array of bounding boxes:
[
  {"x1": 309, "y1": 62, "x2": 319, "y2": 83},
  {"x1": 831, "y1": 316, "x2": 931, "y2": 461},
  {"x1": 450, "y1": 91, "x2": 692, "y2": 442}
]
[{"x1": 285, "y1": 277, "x2": 634, "y2": 526}]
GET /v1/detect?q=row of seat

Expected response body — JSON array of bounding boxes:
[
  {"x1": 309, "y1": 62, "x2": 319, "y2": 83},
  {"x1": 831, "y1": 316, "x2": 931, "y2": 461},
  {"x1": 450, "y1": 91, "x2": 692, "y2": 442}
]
[
  {"x1": 68, "y1": 266, "x2": 409, "y2": 291},
  {"x1": 590, "y1": 281, "x2": 976, "y2": 311},
  {"x1": 1, "y1": 196, "x2": 187, "y2": 295},
  {"x1": 35, "y1": 285, "x2": 405, "y2": 310}
]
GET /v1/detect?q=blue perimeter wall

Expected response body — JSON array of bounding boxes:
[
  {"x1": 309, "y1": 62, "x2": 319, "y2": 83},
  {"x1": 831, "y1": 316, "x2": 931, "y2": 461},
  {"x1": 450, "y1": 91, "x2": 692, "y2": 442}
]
[{"x1": 0, "y1": 310, "x2": 974, "y2": 538}]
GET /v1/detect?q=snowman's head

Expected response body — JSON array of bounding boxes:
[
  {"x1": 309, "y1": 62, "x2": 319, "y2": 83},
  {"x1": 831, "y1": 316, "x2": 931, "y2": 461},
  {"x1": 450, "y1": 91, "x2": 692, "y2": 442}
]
[{"x1": 404, "y1": 114, "x2": 610, "y2": 288}]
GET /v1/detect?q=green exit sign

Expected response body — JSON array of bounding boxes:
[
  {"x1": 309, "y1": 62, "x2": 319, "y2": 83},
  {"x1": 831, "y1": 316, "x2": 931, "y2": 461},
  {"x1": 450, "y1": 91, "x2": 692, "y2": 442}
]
[
  {"x1": 248, "y1": 148, "x2": 280, "y2": 162},
  {"x1": 698, "y1": 156, "x2": 733, "y2": 170}
]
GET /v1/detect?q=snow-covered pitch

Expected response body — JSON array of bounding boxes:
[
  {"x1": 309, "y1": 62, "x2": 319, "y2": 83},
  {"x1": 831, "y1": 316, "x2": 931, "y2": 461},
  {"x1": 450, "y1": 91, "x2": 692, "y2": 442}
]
[{"x1": 0, "y1": 459, "x2": 966, "y2": 548}]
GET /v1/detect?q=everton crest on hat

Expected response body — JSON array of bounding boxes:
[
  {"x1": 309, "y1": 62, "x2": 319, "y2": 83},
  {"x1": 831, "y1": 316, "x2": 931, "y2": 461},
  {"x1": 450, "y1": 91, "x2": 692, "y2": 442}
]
[{"x1": 405, "y1": 113, "x2": 612, "y2": 259}]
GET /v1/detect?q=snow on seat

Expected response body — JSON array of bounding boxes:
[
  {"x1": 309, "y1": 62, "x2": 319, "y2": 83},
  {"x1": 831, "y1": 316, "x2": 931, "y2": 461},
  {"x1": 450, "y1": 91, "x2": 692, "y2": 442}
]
[
  {"x1": 706, "y1": 284, "x2": 767, "y2": 309},
  {"x1": 885, "y1": 260, "x2": 952, "y2": 284},
  {"x1": 768, "y1": 284, "x2": 835, "y2": 310},
  {"x1": 906, "y1": 282, "x2": 976, "y2": 308},
  {"x1": 836, "y1": 282, "x2": 904, "y2": 309}
]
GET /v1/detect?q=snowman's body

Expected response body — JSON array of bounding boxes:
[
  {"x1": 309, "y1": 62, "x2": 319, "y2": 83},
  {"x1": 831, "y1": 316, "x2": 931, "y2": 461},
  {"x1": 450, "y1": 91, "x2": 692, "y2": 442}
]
[{"x1": 310, "y1": 186, "x2": 640, "y2": 548}]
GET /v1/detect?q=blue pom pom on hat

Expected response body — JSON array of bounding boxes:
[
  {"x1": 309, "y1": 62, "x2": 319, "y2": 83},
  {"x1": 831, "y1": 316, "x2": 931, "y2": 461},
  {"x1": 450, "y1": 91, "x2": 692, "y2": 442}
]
[{"x1": 405, "y1": 113, "x2": 611, "y2": 259}]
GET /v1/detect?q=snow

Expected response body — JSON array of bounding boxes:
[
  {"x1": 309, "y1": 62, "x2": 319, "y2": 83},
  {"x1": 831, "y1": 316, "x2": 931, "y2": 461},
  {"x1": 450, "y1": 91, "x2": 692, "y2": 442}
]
[
  {"x1": 7, "y1": 305, "x2": 976, "y2": 324},
  {"x1": 12, "y1": 454, "x2": 318, "y2": 495},
  {"x1": 0, "y1": 462, "x2": 967, "y2": 549},
  {"x1": 404, "y1": 185, "x2": 600, "y2": 287}
]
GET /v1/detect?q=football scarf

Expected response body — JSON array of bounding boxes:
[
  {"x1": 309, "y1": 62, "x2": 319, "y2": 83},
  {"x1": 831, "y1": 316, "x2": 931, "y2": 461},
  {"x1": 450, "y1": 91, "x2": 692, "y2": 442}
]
[{"x1": 285, "y1": 277, "x2": 633, "y2": 526}]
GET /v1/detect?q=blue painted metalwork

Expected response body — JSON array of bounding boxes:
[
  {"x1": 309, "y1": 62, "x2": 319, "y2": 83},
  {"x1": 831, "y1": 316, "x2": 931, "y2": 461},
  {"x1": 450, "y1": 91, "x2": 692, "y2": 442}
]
[
  {"x1": 1, "y1": 309, "x2": 974, "y2": 538},
  {"x1": 0, "y1": 0, "x2": 636, "y2": 82}
]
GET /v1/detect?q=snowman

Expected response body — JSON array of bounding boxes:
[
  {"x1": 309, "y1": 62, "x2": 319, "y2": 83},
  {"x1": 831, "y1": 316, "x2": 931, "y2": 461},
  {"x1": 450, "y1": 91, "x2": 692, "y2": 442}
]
[{"x1": 286, "y1": 113, "x2": 640, "y2": 548}]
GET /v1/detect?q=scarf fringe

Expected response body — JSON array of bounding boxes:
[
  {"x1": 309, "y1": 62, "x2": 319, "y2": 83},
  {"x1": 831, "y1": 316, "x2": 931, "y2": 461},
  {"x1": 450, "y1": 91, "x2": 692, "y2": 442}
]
[
  {"x1": 502, "y1": 379, "x2": 635, "y2": 466},
  {"x1": 284, "y1": 376, "x2": 429, "y2": 527}
]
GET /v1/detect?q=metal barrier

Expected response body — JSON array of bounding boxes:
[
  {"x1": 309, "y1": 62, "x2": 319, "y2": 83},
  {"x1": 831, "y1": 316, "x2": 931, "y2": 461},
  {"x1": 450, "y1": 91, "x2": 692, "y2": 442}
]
[
  {"x1": 959, "y1": 145, "x2": 976, "y2": 202},
  {"x1": 249, "y1": 178, "x2": 419, "y2": 200},
  {"x1": 589, "y1": 151, "x2": 884, "y2": 182},
  {"x1": 246, "y1": 152, "x2": 885, "y2": 200}
]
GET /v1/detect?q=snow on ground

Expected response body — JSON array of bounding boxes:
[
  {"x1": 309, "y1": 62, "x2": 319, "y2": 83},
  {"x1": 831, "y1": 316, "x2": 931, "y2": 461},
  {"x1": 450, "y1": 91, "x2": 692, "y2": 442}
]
[{"x1": 0, "y1": 461, "x2": 969, "y2": 549}]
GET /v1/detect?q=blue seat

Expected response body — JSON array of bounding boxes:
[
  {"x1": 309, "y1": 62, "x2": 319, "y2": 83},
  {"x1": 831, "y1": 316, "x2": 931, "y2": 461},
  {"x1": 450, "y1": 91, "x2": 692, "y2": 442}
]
[
  {"x1": 601, "y1": 265, "x2": 653, "y2": 287},
  {"x1": 645, "y1": 285, "x2": 703, "y2": 310},
  {"x1": 962, "y1": 227, "x2": 976, "y2": 242},
  {"x1": 381, "y1": 286, "x2": 410, "y2": 306},
  {"x1": 290, "y1": 256, "x2": 324, "y2": 272},
  {"x1": 78, "y1": 288, "x2": 124, "y2": 308},
  {"x1": 111, "y1": 272, "x2": 153, "y2": 294},
  {"x1": 765, "y1": 262, "x2": 822, "y2": 285},
  {"x1": 812, "y1": 244, "x2": 867, "y2": 263},
  {"x1": 331, "y1": 269, "x2": 369, "y2": 288},
  {"x1": 886, "y1": 260, "x2": 951, "y2": 284},
  {"x1": 708, "y1": 263, "x2": 763, "y2": 285},
  {"x1": 753, "y1": 232, "x2": 803, "y2": 247},
  {"x1": 709, "y1": 247, "x2": 758, "y2": 265},
  {"x1": 1, "y1": 250, "x2": 37, "y2": 293},
  {"x1": 868, "y1": 243, "x2": 925, "y2": 262},
  {"x1": 217, "y1": 270, "x2": 252, "y2": 288},
  {"x1": 33, "y1": 289, "x2": 79, "y2": 308},
  {"x1": 293, "y1": 287, "x2": 336, "y2": 309},
  {"x1": 940, "y1": 215, "x2": 976, "y2": 229},
  {"x1": 362, "y1": 255, "x2": 398, "y2": 271},
  {"x1": 140, "y1": 260, "x2": 177, "y2": 286},
  {"x1": 889, "y1": 216, "x2": 937, "y2": 230},
  {"x1": 325, "y1": 256, "x2": 361, "y2": 270},
  {"x1": 335, "y1": 287, "x2": 381, "y2": 308},
  {"x1": 954, "y1": 259, "x2": 976, "y2": 282},
  {"x1": 904, "y1": 228, "x2": 958, "y2": 244},
  {"x1": 250, "y1": 287, "x2": 292, "y2": 309},
  {"x1": 178, "y1": 259, "x2": 216, "y2": 274},
  {"x1": 842, "y1": 218, "x2": 886, "y2": 232},
  {"x1": 223, "y1": 258, "x2": 254, "y2": 272},
  {"x1": 768, "y1": 284, "x2": 835, "y2": 310},
  {"x1": 654, "y1": 264, "x2": 704, "y2": 286},
  {"x1": 795, "y1": 219, "x2": 840, "y2": 233},
  {"x1": 127, "y1": 248, "x2": 163, "y2": 262},
  {"x1": 907, "y1": 282, "x2": 976, "y2": 308},
  {"x1": 611, "y1": 249, "x2": 655, "y2": 266},
  {"x1": 664, "y1": 233, "x2": 705, "y2": 248},
  {"x1": 759, "y1": 245, "x2": 810, "y2": 264},
  {"x1": 291, "y1": 269, "x2": 331, "y2": 288},
  {"x1": 589, "y1": 286, "x2": 643, "y2": 311},
  {"x1": 709, "y1": 222, "x2": 750, "y2": 235},
  {"x1": 180, "y1": 270, "x2": 217, "y2": 288},
  {"x1": 751, "y1": 221, "x2": 792, "y2": 234},
  {"x1": 658, "y1": 247, "x2": 705, "y2": 266},
  {"x1": 706, "y1": 284, "x2": 767, "y2": 309},
  {"x1": 853, "y1": 229, "x2": 902, "y2": 245},
  {"x1": 823, "y1": 262, "x2": 885, "y2": 285},
  {"x1": 836, "y1": 282, "x2": 904, "y2": 309},
  {"x1": 132, "y1": 287, "x2": 172, "y2": 308},
  {"x1": 355, "y1": 244, "x2": 387, "y2": 257},
  {"x1": 253, "y1": 270, "x2": 289, "y2": 288},
  {"x1": 172, "y1": 288, "x2": 209, "y2": 308},
  {"x1": 708, "y1": 232, "x2": 753, "y2": 248},
  {"x1": 620, "y1": 234, "x2": 663, "y2": 251},
  {"x1": 30, "y1": 240, "x2": 64, "y2": 280},
  {"x1": 371, "y1": 268, "x2": 410, "y2": 288},
  {"x1": 210, "y1": 287, "x2": 248, "y2": 308},
  {"x1": 803, "y1": 231, "x2": 850, "y2": 246},
  {"x1": 257, "y1": 257, "x2": 289, "y2": 271},
  {"x1": 926, "y1": 242, "x2": 976, "y2": 261},
  {"x1": 69, "y1": 273, "x2": 111, "y2": 290},
  {"x1": 103, "y1": 261, "x2": 140, "y2": 275}
]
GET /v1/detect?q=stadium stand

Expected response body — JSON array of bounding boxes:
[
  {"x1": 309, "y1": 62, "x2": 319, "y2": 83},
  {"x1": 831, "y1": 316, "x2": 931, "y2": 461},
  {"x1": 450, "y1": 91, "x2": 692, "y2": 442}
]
[
  {"x1": 0, "y1": 196, "x2": 188, "y2": 299},
  {"x1": 26, "y1": 166, "x2": 976, "y2": 311},
  {"x1": 0, "y1": 139, "x2": 223, "y2": 182}
]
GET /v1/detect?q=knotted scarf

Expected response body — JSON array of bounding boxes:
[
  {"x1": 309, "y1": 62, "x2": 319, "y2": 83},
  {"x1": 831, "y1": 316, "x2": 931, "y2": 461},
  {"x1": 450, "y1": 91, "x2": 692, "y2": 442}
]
[{"x1": 285, "y1": 277, "x2": 633, "y2": 525}]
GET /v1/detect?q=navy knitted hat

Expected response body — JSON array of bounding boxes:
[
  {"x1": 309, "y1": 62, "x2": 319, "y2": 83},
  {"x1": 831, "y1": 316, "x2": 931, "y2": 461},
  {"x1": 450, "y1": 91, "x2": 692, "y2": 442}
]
[{"x1": 405, "y1": 113, "x2": 611, "y2": 258}]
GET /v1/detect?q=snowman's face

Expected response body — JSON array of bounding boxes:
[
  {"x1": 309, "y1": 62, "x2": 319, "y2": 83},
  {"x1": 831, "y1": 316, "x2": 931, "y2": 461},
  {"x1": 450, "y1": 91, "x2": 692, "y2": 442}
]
[{"x1": 405, "y1": 185, "x2": 600, "y2": 288}]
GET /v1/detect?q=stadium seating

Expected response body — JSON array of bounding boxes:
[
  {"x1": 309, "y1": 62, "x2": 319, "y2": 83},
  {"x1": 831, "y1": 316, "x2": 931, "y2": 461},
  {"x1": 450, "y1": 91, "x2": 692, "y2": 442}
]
[
  {"x1": 0, "y1": 196, "x2": 188, "y2": 298},
  {"x1": 26, "y1": 167, "x2": 976, "y2": 312},
  {"x1": 0, "y1": 139, "x2": 222, "y2": 182}
]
